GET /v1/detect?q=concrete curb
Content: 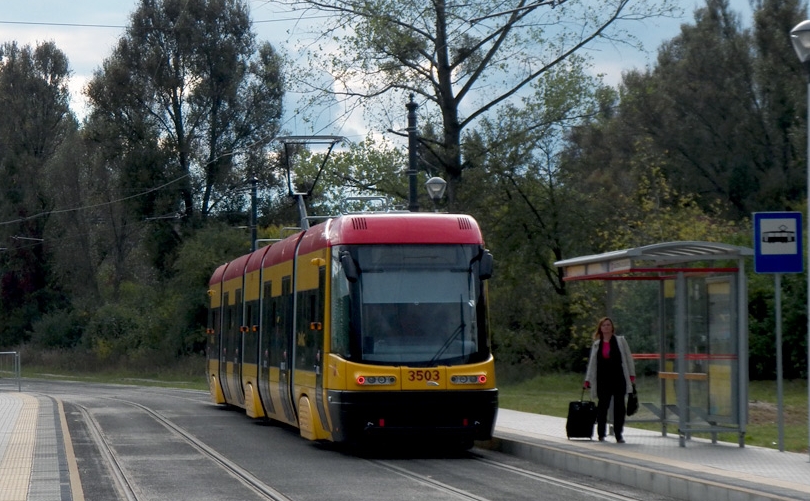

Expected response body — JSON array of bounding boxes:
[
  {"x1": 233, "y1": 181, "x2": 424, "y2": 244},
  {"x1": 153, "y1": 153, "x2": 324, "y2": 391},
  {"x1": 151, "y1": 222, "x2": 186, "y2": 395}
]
[{"x1": 480, "y1": 432, "x2": 808, "y2": 501}]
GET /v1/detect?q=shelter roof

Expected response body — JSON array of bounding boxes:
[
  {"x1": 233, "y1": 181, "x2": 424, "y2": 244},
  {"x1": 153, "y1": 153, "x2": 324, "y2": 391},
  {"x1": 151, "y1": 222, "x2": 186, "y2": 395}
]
[{"x1": 554, "y1": 241, "x2": 753, "y2": 281}]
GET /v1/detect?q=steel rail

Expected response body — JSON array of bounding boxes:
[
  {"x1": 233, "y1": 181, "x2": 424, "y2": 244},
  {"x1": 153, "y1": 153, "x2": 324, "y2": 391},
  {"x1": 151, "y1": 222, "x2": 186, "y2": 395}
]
[{"x1": 106, "y1": 397, "x2": 294, "y2": 501}]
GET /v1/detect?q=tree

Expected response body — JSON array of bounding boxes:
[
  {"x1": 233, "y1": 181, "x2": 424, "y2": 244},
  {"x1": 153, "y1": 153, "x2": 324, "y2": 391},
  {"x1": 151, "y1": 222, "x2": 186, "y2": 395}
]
[
  {"x1": 584, "y1": 0, "x2": 808, "y2": 219},
  {"x1": 291, "y1": 136, "x2": 409, "y2": 215},
  {"x1": 0, "y1": 41, "x2": 76, "y2": 346},
  {"x1": 557, "y1": 0, "x2": 810, "y2": 379},
  {"x1": 280, "y1": 0, "x2": 677, "y2": 206},
  {"x1": 750, "y1": 0, "x2": 808, "y2": 209},
  {"x1": 458, "y1": 57, "x2": 615, "y2": 371},
  {"x1": 85, "y1": 0, "x2": 285, "y2": 227}
]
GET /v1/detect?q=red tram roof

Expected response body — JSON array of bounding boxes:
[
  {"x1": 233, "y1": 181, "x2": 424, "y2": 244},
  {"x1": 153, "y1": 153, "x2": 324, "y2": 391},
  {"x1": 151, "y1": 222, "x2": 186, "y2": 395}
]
[
  {"x1": 222, "y1": 253, "x2": 252, "y2": 282},
  {"x1": 245, "y1": 244, "x2": 272, "y2": 275},
  {"x1": 261, "y1": 232, "x2": 303, "y2": 269},
  {"x1": 209, "y1": 263, "x2": 227, "y2": 286},
  {"x1": 320, "y1": 212, "x2": 484, "y2": 249},
  {"x1": 213, "y1": 213, "x2": 485, "y2": 282}
]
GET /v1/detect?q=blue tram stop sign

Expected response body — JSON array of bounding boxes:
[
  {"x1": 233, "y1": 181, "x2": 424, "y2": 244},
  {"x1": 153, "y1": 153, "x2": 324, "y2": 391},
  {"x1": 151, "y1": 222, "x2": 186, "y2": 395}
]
[{"x1": 753, "y1": 212, "x2": 803, "y2": 274}]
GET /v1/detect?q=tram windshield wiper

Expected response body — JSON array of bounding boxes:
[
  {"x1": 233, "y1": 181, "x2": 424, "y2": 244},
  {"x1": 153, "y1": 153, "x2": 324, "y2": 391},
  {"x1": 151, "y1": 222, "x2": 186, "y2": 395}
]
[{"x1": 428, "y1": 297, "x2": 466, "y2": 366}]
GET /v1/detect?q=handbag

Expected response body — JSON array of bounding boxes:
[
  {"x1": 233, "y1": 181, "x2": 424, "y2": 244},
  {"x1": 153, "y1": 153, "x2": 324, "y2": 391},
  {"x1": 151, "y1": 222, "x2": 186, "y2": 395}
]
[{"x1": 626, "y1": 383, "x2": 639, "y2": 416}]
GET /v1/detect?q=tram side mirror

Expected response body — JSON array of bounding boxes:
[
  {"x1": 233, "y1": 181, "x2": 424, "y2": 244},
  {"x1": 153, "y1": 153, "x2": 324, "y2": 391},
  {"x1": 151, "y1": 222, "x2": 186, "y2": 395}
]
[
  {"x1": 479, "y1": 250, "x2": 493, "y2": 280},
  {"x1": 340, "y1": 251, "x2": 359, "y2": 283}
]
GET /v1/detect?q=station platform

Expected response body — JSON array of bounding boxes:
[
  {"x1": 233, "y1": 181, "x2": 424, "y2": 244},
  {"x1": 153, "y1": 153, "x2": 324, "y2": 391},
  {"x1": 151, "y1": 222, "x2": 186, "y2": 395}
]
[
  {"x1": 1, "y1": 389, "x2": 809, "y2": 501},
  {"x1": 487, "y1": 408, "x2": 810, "y2": 501},
  {"x1": 0, "y1": 392, "x2": 78, "y2": 501}
]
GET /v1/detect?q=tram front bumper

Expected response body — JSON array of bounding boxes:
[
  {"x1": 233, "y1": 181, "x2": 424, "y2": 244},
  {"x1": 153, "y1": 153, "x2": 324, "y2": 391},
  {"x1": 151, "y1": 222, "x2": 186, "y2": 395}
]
[{"x1": 326, "y1": 389, "x2": 498, "y2": 443}]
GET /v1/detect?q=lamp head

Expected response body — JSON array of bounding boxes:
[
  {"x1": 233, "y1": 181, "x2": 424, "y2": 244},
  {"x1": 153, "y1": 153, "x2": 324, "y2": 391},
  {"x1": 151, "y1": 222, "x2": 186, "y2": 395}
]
[
  {"x1": 790, "y1": 20, "x2": 810, "y2": 63},
  {"x1": 424, "y1": 176, "x2": 447, "y2": 202}
]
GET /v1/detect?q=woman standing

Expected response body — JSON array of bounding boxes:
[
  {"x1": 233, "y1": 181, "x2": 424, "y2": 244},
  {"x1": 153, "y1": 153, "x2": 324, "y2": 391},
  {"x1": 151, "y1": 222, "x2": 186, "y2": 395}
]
[{"x1": 583, "y1": 317, "x2": 636, "y2": 443}]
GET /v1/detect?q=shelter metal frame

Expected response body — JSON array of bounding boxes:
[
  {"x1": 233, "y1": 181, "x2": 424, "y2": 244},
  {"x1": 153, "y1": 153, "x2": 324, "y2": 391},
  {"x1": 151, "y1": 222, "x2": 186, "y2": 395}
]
[{"x1": 555, "y1": 242, "x2": 753, "y2": 447}]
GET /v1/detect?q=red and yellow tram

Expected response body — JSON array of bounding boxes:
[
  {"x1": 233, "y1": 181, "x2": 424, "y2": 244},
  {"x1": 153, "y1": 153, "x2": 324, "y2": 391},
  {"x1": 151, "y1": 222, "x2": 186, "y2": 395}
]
[{"x1": 206, "y1": 211, "x2": 497, "y2": 444}]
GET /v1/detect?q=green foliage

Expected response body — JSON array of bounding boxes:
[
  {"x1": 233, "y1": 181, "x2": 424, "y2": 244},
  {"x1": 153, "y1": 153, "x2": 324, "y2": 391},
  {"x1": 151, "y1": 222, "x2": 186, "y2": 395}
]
[
  {"x1": 29, "y1": 309, "x2": 83, "y2": 349},
  {"x1": 164, "y1": 223, "x2": 251, "y2": 354},
  {"x1": 598, "y1": 0, "x2": 807, "y2": 218},
  {"x1": 293, "y1": 135, "x2": 409, "y2": 214},
  {"x1": 0, "y1": 40, "x2": 75, "y2": 347},
  {"x1": 748, "y1": 271, "x2": 808, "y2": 379},
  {"x1": 85, "y1": 301, "x2": 144, "y2": 360},
  {"x1": 85, "y1": 0, "x2": 285, "y2": 273},
  {"x1": 2, "y1": 0, "x2": 809, "y2": 387},
  {"x1": 284, "y1": 0, "x2": 678, "y2": 204}
]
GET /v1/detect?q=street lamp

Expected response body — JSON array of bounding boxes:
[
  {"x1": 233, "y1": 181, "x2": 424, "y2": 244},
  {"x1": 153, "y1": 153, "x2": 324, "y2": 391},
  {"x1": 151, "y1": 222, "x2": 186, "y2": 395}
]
[
  {"x1": 790, "y1": 19, "x2": 810, "y2": 461},
  {"x1": 425, "y1": 176, "x2": 447, "y2": 212}
]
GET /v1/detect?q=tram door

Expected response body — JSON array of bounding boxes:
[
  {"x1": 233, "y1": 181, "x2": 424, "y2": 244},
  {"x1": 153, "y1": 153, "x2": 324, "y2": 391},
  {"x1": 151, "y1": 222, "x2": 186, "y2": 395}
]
[
  {"x1": 219, "y1": 292, "x2": 233, "y2": 402},
  {"x1": 233, "y1": 289, "x2": 245, "y2": 405},
  {"x1": 207, "y1": 300, "x2": 225, "y2": 403},
  {"x1": 271, "y1": 277, "x2": 296, "y2": 424},
  {"x1": 257, "y1": 281, "x2": 276, "y2": 416},
  {"x1": 294, "y1": 265, "x2": 328, "y2": 433}
]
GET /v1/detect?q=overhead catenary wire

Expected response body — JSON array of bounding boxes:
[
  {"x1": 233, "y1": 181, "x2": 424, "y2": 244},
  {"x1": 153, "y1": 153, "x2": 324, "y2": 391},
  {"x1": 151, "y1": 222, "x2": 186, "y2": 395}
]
[{"x1": 0, "y1": 174, "x2": 190, "y2": 227}]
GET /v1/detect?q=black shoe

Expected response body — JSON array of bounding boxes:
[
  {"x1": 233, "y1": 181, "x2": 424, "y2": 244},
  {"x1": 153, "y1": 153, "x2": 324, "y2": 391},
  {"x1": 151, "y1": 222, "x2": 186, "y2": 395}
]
[
  {"x1": 616, "y1": 436, "x2": 625, "y2": 443},
  {"x1": 598, "y1": 436, "x2": 605, "y2": 442}
]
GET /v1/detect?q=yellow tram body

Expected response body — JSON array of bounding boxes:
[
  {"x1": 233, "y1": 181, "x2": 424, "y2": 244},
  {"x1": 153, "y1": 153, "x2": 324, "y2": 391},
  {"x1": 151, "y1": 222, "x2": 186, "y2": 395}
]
[{"x1": 207, "y1": 212, "x2": 497, "y2": 444}]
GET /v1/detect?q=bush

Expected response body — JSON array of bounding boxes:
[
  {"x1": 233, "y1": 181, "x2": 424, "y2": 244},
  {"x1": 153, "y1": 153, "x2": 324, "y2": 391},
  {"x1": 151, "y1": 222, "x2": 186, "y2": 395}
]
[
  {"x1": 29, "y1": 309, "x2": 83, "y2": 349},
  {"x1": 84, "y1": 303, "x2": 143, "y2": 360}
]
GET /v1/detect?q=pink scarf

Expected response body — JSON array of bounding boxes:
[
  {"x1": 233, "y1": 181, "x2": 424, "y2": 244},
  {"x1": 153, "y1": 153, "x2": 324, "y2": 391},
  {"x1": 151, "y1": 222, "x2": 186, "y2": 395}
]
[{"x1": 601, "y1": 340, "x2": 611, "y2": 359}]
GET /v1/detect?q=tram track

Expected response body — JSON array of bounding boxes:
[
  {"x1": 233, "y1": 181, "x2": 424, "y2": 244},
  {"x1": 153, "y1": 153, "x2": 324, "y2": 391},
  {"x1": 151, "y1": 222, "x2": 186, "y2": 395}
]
[
  {"x1": 472, "y1": 456, "x2": 656, "y2": 501},
  {"x1": 80, "y1": 396, "x2": 657, "y2": 501},
  {"x1": 76, "y1": 404, "x2": 140, "y2": 501},
  {"x1": 65, "y1": 382, "x2": 669, "y2": 501},
  {"x1": 79, "y1": 397, "x2": 293, "y2": 501},
  {"x1": 372, "y1": 460, "x2": 492, "y2": 501},
  {"x1": 369, "y1": 453, "x2": 665, "y2": 501}
]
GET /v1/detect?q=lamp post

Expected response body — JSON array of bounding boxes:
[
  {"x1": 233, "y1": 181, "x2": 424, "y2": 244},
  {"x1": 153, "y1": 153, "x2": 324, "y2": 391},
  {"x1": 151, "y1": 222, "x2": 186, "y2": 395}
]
[
  {"x1": 406, "y1": 95, "x2": 419, "y2": 212},
  {"x1": 425, "y1": 176, "x2": 447, "y2": 212},
  {"x1": 790, "y1": 19, "x2": 810, "y2": 461},
  {"x1": 250, "y1": 175, "x2": 258, "y2": 252}
]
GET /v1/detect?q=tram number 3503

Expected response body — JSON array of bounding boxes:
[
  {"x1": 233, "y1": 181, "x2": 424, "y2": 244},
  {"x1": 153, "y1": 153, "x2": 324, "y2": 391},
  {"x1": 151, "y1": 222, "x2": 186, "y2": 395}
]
[{"x1": 408, "y1": 369, "x2": 440, "y2": 382}]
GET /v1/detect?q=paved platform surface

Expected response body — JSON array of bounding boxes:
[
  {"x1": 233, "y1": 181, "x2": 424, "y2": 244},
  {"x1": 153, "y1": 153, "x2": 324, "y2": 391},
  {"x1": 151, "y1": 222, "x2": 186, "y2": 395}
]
[
  {"x1": 1, "y1": 389, "x2": 808, "y2": 500},
  {"x1": 488, "y1": 408, "x2": 810, "y2": 501},
  {"x1": 0, "y1": 392, "x2": 77, "y2": 501}
]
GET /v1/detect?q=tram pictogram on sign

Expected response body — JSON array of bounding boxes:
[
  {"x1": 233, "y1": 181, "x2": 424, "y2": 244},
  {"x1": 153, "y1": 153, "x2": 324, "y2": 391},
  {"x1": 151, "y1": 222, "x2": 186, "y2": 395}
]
[{"x1": 753, "y1": 212, "x2": 803, "y2": 274}]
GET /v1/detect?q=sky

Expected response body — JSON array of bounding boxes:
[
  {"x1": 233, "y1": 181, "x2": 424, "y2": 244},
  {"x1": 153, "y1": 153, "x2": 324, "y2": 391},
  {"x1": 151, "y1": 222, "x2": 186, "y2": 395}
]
[{"x1": 0, "y1": 0, "x2": 756, "y2": 141}]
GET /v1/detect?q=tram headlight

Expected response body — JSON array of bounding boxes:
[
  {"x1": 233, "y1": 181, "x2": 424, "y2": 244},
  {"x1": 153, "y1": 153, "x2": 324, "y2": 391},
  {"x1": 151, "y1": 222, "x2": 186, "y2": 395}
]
[
  {"x1": 355, "y1": 375, "x2": 397, "y2": 386},
  {"x1": 451, "y1": 374, "x2": 487, "y2": 385}
]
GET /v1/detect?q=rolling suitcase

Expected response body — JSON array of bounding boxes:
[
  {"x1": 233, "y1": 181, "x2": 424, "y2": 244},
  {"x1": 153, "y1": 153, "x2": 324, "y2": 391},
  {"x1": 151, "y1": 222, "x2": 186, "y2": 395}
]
[{"x1": 566, "y1": 389, "x2": 596, "y2": 440}]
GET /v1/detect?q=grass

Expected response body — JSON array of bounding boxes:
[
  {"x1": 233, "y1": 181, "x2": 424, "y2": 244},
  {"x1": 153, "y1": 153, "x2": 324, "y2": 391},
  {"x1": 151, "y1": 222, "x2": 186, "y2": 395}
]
[
  {"x1": 15, "y1": 367, "x2": 209, "y2": 391},
  {"x1": 498, "y1": 373, "x2": 810, "y2": 453},
  {"x1": 7, "y1": 353, "x2": 209, "y2": 391}
]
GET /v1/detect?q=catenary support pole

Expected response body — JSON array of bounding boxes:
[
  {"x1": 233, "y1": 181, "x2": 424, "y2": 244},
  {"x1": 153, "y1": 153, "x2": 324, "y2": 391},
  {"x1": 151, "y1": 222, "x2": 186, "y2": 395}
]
[
  {"x1": 407, "y1": 94, "x2": 419, "y2": 212},
  {"x1": 250, "y1": 176, "x2": 258, "y2": 252}
]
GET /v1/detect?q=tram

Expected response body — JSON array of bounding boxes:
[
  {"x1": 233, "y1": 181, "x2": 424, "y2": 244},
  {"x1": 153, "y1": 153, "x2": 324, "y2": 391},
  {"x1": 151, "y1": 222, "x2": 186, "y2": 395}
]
[{"x1": 206, "y1": 209, "x2": 498, "y2": 445}]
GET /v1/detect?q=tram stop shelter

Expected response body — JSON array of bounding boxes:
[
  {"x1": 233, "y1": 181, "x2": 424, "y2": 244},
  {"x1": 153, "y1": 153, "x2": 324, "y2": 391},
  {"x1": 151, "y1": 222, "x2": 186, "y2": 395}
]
[{"x1": 554, "y1": 241, "x2": 753, "y2": 447}]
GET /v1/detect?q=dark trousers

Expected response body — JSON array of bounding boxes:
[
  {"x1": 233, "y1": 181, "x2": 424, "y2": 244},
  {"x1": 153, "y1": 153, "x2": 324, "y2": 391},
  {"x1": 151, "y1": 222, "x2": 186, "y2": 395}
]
[{"x1": 596, "y1": 387, "x2": 626, "y2": 438}]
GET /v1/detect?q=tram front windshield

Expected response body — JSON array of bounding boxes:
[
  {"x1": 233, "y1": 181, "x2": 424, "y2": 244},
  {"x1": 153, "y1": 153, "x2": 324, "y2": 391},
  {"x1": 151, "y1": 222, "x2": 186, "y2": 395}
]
[{"x1": 334, "y1": 244, "x2": 486, "y2": 367}]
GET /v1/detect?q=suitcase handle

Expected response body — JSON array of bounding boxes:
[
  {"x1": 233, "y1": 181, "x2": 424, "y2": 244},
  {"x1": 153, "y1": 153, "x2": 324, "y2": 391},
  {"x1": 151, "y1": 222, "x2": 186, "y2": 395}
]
[{"x1": 580, "y1": 388, "x2": 591, "y2": 402}]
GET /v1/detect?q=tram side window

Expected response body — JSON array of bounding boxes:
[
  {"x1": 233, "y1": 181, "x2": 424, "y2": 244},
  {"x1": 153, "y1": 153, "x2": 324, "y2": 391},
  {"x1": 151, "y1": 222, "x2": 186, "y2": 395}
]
[
  {"x1": 268, "y1": 297, "x2": 283, "y2": 368},
  {"x1": 261, "y1": 281, "x2": 273, "y2": 368},
  {"x1": 270, "y1": 277, "x2": 293, "y2": 369},
  {"x1": 244, "y1": 303, "x2": 258, "y2": 364},
  {"x1": 331, "y1": 261, "x2": 351, "y2": 357},
  {"x1": 221, "y1": 293, "x2": 229, "y2": 361},
  {"x1": 296, "y1": 291, "x2": 316, "y2": 368},
  {"x1": 224, "y1": 303, "x2": 233, "y2": 360},
  {"x1": 208, "y1": 309, "x2": 220, "y2": 361}
]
